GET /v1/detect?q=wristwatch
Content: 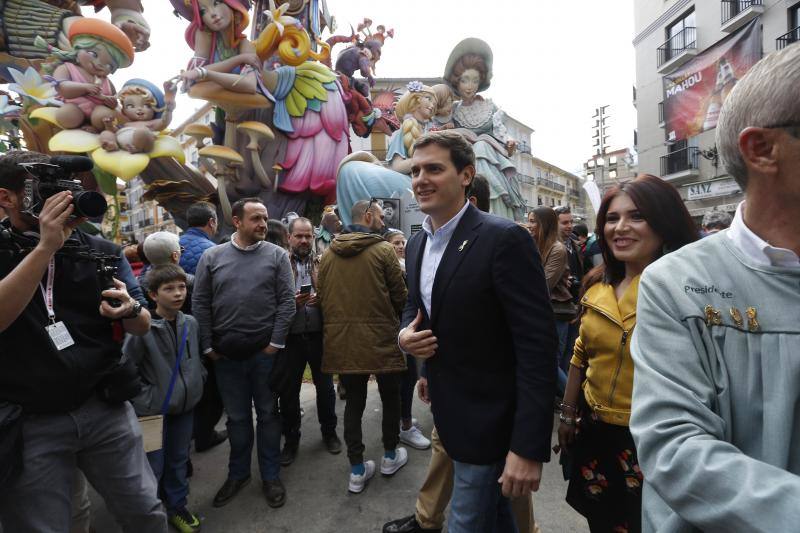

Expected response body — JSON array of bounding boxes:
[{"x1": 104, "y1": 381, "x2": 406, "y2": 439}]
[{"x1": 124, "y1": 300, "x2": 143, "y2": 319}]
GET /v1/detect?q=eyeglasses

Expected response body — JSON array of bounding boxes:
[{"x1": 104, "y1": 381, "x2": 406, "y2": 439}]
[{"x1": 765, "y1": 122, "x2": 800, "y2": 138}]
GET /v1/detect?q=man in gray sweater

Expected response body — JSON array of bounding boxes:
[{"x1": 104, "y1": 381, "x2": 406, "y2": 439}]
[{"x1": 193, "y1": 198, "x2": 296, "y2": 509}]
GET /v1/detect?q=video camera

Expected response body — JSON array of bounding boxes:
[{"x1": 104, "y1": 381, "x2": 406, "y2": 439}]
[
  {"x1": 0, "y1": 225, "x2": 122, "y2": 307},
  {"x1": 19, "y1": 155, "x2": 107, "y2": 219}
]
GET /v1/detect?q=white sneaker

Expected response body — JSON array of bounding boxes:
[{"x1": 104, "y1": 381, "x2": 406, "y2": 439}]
[
  {"x1": 348, "y1": 460, "x2": 375, "y2": 494},
  {"x1": 380, "y1": 447, "x2": 409, "y2": 476},
  {"x1": 399, "y1": 426, "x2": 431, "y2": 450}
]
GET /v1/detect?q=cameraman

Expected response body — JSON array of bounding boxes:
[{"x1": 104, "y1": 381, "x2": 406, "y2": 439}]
[{"x1": 0, "y1": 151, "x2": 166, "y2": 532}]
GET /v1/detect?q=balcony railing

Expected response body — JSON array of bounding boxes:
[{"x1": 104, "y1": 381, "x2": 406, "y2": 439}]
[
  {"x1": 569, "y1": 187, "x2": 582, "y2": 199},
  {"x1": 517, "y1": 140, "x2": 532, "y2": 155},
  {"x1": 777, "y1": 27, "x2": 800, "y2": 50},
  {"x1": 660, "y1": 147, "x2": 700, "y2": 177},
  {"x1": 721, "y1": 0, "x2": 762, "y2": 24},
  {"x1": 657, "y1": 27, "x2": 697, "y2": 68},
  {"x1": 516, "y1": 173, "x2": 536, "y2": 186},
  {"x1": 536, "y1": 176, "x2": 566, "y2": 193}
]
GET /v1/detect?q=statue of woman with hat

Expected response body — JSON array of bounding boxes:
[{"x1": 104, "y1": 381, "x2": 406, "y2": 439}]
[{"x1": 444, "y1": 37, "x2": 526, "y2": 221}]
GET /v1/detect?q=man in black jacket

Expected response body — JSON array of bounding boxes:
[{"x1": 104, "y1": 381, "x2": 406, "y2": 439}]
[
  {"x1": 396, "y1": 132, "x2": 557, "y2": 532},
  {"x1": 0, "y1": 151, "x2": 165, "y2": 532}
]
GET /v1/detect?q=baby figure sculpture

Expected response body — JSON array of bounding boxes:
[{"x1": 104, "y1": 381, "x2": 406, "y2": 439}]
[{"x1": 100, "y1": 78, "x2": 177, "y2": 154}]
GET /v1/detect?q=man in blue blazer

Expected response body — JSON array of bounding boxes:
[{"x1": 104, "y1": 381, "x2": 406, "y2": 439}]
[{"x1": 398, "y1": 131, "x2": 557, "y2": 532}]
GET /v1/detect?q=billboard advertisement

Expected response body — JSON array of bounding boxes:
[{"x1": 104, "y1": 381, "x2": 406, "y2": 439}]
[{"x1": 663, "y1": 19, "x2": 762, "y2": 142}]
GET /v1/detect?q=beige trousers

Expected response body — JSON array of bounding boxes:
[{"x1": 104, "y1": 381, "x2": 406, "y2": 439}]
[{"x1": 415, "y1": 426, "x2": 540, "y2": 533}]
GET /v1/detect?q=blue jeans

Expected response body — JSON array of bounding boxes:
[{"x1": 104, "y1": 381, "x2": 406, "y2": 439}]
[
  {"x1": 146, "y1": 410, "x2": 195, "y2": 512},
  {"x1": 448, "y1": 460, "x2": 518, "y2": 533},
  {"x1": 0, "y1": 396, "x2": 165, "y2": 532},
  {"x1": 555, "y1": 320, "x2": 571, "y2": 395},
  {"x1": 281, "y1": 332, "x2": 337, "y2": 446},
  {"x1": 216, "y1": 353, "x2": 281, "y2": 481}
]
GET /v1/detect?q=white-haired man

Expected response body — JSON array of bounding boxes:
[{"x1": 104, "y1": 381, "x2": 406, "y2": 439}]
[
  {"x1": 144, "y1": 231, "x2": 181, "y2": 267},
  {"x1": 630, "y1": 45, "x2": 800, "y2": 531},
  {"x1": 139, "y1": 231, "x2": 184, "y2": 307}
]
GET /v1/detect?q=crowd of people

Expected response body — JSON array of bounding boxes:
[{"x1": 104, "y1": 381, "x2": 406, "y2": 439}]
[{"x1": 0, "y1": 43, "x2": 799, "y2": 533}]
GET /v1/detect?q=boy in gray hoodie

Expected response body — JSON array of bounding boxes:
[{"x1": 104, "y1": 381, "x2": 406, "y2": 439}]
[{"x1": 124, "y1": 264, "x2": 206, "y2": 533}]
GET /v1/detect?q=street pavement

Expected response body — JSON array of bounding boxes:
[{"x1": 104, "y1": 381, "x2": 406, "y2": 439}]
[{"x1": 91, "y1": 382, "x2": 589, "y2": 532}]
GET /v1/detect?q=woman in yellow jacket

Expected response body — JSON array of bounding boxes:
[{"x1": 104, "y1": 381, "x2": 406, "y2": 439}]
[{"x1": 557, "y1": 175, "x2": 697, "y2": 533}]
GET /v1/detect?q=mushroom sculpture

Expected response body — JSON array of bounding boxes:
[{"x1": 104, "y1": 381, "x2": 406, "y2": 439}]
[
  {"x1": 199, "y1": 145, "x2": 244, "y2": 223},
  {"x1": 237, "y1": 121, "x2": 275, "y2": 189},
  {"x1": 184, "y1": 122, "x2": 213, "y2": 149}
]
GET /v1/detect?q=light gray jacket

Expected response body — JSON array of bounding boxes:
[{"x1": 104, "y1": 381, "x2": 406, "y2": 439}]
[
  {"x1": 631, "y1": 232, "x2": 800, "y2": 532},
  {"x1": 123, "y1": 312, "x2": 206, "y2": 417}
]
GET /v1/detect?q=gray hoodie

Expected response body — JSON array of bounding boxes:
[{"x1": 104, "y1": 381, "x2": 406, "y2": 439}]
[{"x1": 123, "y1": 312, "x2": 206, "y2": 417}]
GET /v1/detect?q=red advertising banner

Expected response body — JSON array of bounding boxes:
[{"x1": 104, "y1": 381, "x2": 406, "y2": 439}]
[{"x1": 663, "y1": 19, "x2": 762, "y2": 142}]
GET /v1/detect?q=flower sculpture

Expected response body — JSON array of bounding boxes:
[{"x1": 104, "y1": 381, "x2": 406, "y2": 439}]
[
  {"x1": 7, "y1": 67, "x2": 61, "y2": 108},
  {"x1": 29, "y1": 104, "x2": 184, "y2": 180}
]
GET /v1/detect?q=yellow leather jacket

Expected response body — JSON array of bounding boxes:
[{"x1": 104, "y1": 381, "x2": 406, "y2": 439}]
[{"x1": 570, "y1": 275, "x2": 639, "y2": 426}]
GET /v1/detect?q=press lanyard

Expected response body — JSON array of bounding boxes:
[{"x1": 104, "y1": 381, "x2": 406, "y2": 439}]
[{"x1": 39, "y1": 257, "x2": 56, "y2": 324}]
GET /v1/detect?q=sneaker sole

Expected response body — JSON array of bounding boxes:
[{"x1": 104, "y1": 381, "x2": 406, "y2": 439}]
[
  {"x1": 348, "y1": 483, "x2": 366, "y2": 494},
  {"x1": 399, "y1": 436, "x2": 431, "y2": 450},
  {"x1": 380, "y1": 457, "x2": 408, "y2": 476}
]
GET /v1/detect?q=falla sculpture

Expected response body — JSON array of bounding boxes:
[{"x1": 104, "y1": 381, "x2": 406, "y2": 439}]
[{"x1": 23, "y1": 19, "x2": 184, "y2": 180}]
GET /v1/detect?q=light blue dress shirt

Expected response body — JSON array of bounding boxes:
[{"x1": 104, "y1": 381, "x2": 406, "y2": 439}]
[{"x1": 419, "y1": 201, "x2": 471, "y2": 317}]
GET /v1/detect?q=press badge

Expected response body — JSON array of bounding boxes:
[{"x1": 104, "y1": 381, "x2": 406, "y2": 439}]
[{"x1": 46, "y1": 321, "x2": 75, "y2": 351}]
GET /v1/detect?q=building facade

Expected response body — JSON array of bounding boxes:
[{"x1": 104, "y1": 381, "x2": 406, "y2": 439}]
[
  {"x1": 584, "y1": 148, "x2": 638, "y2": 191},
  {"x1": 633, "y1": 0, "x2": 797, "y2": 220}
]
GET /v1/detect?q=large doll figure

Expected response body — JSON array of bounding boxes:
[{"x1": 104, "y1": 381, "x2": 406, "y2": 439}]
[
  {"x1": 444, "y1": 38, "x2": 525, "y2": 221},
  {"x1": 36, "y1": 18, "x2": 134, "y2": 132},
  {"x1": 336, "y1": 82, "x2": 437, "y2": 226},
  {"x1": 175, "y1": 0, "x2": 262, "y2": 94},
  {"x1": 385, "y1": 81, "x2": 436, "y2": 173},
  {"x1": 100, "y1": 78, "x2": 177, "y2": 153}
]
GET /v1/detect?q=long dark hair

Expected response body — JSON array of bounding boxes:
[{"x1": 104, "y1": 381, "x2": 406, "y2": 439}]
[
  {"x1": 583, "y1": 174, "x2": 698, "y2": 291},
  {"x1": 531, "y1": 206, "x2": 559, "y2": 260},
  {"x1": 266, "y1": 219, "x2": 289, "y2": 250}
]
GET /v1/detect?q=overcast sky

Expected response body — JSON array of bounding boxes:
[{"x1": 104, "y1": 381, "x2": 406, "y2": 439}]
[{"x1": 101, "y1": 0, "x2": 635, "y2": 174}]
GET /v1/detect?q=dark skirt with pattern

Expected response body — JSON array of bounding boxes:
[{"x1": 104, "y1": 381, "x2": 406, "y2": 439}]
[{"x1": 565, "y1": 413, "x2": 643, "y2": 533}]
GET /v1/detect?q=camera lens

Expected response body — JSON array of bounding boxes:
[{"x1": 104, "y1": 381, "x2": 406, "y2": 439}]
[{"x1": 72, "y1": 191, "x2": 108, "y2": 218}]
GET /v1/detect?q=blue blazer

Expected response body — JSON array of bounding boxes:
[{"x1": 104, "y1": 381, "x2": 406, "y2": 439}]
[{"x1": 403, "y1": 203, "x2": 557, "y2": 464}]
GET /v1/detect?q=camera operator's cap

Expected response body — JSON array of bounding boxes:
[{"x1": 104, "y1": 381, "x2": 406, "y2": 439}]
[
  {"x1": 68, "y1": 18, "x2": 135, "y2": 69},
  {"x1": 121, "y1": 79, "x2": 165, "y2": 118}
]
